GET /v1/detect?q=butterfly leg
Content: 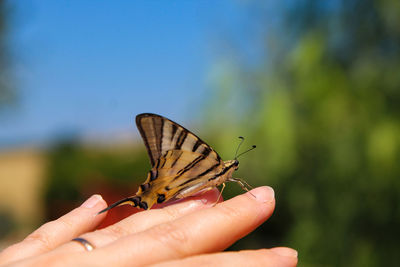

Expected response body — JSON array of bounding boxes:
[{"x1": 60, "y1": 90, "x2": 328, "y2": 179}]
[
  {"x1": 228, "y1": 178, "x2": 256, "y2": 198},
  {"x1": 213, "y1": 183, "x2": 226, "y2": 207}
]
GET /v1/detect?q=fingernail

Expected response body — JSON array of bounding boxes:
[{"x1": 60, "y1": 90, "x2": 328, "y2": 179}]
[
  {"x1": 250, "y1": 186, "x2": 275, "y2": 203},
  {"x1": 81, "y1": 194, "x2": 103, "y2": 208},
  {"x1": 270, "y1": 247, "x2": 298, "y2": 258}
]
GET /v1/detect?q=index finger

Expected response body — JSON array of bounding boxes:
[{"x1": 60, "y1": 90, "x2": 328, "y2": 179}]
[{"x1": 71, "y1": 186, "x2": 275, "y2": 266}]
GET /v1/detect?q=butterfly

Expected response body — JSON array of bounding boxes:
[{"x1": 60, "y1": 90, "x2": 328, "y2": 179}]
[{"x1": 98, "y1": 113, "x2": 255, "y2": 214}]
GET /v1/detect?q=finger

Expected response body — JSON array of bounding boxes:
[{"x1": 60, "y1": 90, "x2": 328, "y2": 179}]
[
  {"x1": 0, "y1": 195, "x2": 107, "y2": 265},
  {"x1": 106, "y1": 187, "x2": 222, "y2": 234},
  {"x1": 152, "y1": 248, "x2": 298, "y2": 267},
  {"x1": 58, "y1": 188, "x2": 221, "y2": 252},
  {"x1": 76, "y1": 186, "x2": 275, "y2": 266}
]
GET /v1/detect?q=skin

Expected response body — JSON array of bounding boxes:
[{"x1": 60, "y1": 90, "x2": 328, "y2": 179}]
[{"x1": 0, "y1": 186, "x2": 297, "y2": 267}]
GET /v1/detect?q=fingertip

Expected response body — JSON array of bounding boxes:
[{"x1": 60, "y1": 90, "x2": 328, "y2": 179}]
[
  {"x1": 267, "y1": 247, "x2": 298, "y2": 267},
  {"x1": 248, "y1": 186, "x2": 275, "y2": 203},
  {"x1": 269, "y1": 247, "x2": 298, "y2": 258},
  {"x1": 81, "y1": 194, "x2": 104, "y2": 208},
  {"x1": 81, "y1": 195, "x2": 108, "y2": 216}
]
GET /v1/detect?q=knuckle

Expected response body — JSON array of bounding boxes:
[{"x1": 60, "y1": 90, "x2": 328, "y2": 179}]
[
  {"x1": 24, "y1": 227, "x2": 54, "y2": 251},
  {"x1": 104, "y1": 224, "x2": 130, "y2": 237},
  {"x1": 58, "y1": 217, "x2": 75, "y2": 232}
]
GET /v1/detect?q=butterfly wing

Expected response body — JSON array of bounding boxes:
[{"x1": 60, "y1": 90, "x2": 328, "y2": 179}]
[
  {"x1": 98, "y1": 113, "x2": 224, "y2": 214},
  {"x1": 134, "y1": 113, "x2": 224, "y2": 209},
  {"x1": 136, "y1": 113, "x2": 221, "y2": 166}
]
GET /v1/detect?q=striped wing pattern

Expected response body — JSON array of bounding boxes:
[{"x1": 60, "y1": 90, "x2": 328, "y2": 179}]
[
  {"x1": 136, "y1": 113, "x2": 221, "y2": 166},
  {"x1": 134, "y1": 113, "x2": 223, "y2": 209},
  {"x1": 98, "y1": 113, "x2": 225, "y2": 213}
]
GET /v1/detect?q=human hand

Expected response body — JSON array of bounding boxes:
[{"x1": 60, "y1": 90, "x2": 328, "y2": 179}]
[{"x1": 0, "y1": 186, "x2": 297, "y2": 266}]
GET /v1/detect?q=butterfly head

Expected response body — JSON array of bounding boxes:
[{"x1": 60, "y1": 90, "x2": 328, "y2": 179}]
[{"x1": 233, "y1": 159, "x2": 239, "y2": 170}]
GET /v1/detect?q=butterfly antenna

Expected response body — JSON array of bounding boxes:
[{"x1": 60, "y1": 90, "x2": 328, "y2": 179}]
[
  {"x1": 236, "y1": 145, "x2": 256, "y2": 159},
  {"x1": 234, "y1": 136, "x2": 245, "y2": 160}
]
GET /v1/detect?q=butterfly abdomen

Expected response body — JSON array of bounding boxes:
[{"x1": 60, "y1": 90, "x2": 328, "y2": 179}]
[{"x1": 97, "y1": 195, "x2": 143, "y2": 214}]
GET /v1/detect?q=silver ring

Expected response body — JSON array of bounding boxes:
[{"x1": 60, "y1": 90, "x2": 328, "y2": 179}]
[{"x1": 72, "y1": 237, "x2": 95, "y2": 251}]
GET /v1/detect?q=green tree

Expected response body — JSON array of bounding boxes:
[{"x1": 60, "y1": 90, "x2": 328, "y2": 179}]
[{"x1": 208, "y1": 1, "x2": 400, "y2": 266}]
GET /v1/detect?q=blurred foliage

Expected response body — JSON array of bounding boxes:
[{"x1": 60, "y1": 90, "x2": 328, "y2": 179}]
[
  {"x1": 0, "y1": 211, "x2": 15, "y2": 240},
  {"x1": 207, "y1": 0, "x2": 400, "y2": 266},
  {"x1": 0, "y1": 1, "x2": 17, "y2": 112},
  {"x1": 44, "y1": 140, "x2": 149, "y2": 220}
]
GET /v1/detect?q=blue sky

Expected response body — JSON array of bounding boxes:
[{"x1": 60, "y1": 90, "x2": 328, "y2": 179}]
[{"x1": 0, "y1": 1, "x2": 272, "y2": 148}]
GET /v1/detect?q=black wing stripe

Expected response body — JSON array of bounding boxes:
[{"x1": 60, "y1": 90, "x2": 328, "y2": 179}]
[
  {"x1": 140, "y1": 183, "x2": 150, "y2": 192},
  {"x1": 197, "y1": 162, "x2": 221, "y2": 177},
  {"x1": 137, "y1": 117, "x2": 154, "y2": 166},
  {"x1": 171, "y1": 124, "x2": 177, "y2": 141},
  {"x1": 177, "y1": 155, "x2": 204, "y2": 173},
  {"x1": 160, "y1": 157, "x2": 167, "y2": 168},
  {"x1": 202, "y1": 147, "x2": 211, "y2": 157},
  {"x1": 175, "y1": 155, "x2": 205, "y2": 179},
  {"x1": 178, "y1": 131, "x2": 188, "y2": 149},
  {"x1": 153, "y1": 117, "x2": 162, "y2": 157},
  {"x1": 192, "y1": 139, "x2": 202, "y2": 152},
  {"x1": 175, "y1": 130, "x2": 187, "y2": 149},
  {"x1": 150, "y1": 170, "x2": 158, "y2": 181},
  {"x1": 179, "y1": 163, "x2": 220, "y2": 186},
  {"x1": 155, "y1": 158, "x2": 161, "y2": 169},
  {"x1": 171, "y1": 151, "x2": 183, "y2": 168},
  {"x1": 159, "y1": 117, "x2": 164, "y2": 156},
  {"x1": 208, "y1": 164, "x2": 234, "y2": 181},
  {"x1": 159, "y1": 151, "x2": 170, "y2": 169}
]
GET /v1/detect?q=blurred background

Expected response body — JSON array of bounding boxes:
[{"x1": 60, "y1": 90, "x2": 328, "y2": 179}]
[{"x1": 0, "y1": 1, "x2": 399, "y2": 266}]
